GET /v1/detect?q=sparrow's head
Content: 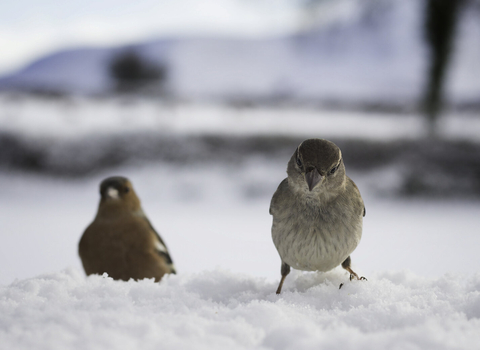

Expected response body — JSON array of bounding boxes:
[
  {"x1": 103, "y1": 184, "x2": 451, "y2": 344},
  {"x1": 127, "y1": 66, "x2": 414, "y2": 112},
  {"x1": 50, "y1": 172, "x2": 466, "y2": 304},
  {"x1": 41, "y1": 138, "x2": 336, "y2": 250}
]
[
  {"x1": 98, "y1": 176, "x2": 141, "y2": 213},
  {"x1": 287, "y1": 139, "x2": 346, "y2": 194}
]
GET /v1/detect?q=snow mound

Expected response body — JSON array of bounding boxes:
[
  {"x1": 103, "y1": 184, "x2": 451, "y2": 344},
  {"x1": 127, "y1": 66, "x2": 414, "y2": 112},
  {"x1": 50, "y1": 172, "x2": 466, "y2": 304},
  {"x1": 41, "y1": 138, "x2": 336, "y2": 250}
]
[{"x1": 1, "y1": 268, "x2": 479, "y2": 349}]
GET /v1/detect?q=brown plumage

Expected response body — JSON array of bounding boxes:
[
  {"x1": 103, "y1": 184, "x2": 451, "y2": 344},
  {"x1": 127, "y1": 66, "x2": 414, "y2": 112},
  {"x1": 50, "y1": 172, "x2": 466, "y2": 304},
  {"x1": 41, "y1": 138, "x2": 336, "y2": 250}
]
[{"x1": 79, "y1": 176, "x2": 176, "y2": 282}]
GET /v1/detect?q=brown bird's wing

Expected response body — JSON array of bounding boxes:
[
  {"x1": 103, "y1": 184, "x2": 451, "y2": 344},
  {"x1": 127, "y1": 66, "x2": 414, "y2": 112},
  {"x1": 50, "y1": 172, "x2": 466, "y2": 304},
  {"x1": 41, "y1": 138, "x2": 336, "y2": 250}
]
[{"x1": 142, "y1": 217, "x2": 176, "y2": 273}]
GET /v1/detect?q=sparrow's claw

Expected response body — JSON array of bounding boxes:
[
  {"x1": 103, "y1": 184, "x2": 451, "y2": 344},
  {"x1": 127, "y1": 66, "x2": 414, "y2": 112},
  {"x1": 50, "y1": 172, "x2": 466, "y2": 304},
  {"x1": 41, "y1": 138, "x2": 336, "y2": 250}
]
[
  {"x1": 341, "y1": 275, "x2": 367, "y2": 289},
  {"x1": 350, "y1": 274, "x2": 367, "y2": 281}
]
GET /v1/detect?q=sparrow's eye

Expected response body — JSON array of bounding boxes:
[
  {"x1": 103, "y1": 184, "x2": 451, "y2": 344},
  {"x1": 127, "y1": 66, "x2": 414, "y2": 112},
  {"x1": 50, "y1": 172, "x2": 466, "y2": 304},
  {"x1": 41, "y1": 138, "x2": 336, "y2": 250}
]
[
  {"x1": 124, "y1": 187, "x2": 130, "y2": 193},
  {"x1": 296, "y1": 157, "x2": 303, "y2": 168},
  {"x1": 329, "y1": 165, "x2": 338, "y2": 175}
]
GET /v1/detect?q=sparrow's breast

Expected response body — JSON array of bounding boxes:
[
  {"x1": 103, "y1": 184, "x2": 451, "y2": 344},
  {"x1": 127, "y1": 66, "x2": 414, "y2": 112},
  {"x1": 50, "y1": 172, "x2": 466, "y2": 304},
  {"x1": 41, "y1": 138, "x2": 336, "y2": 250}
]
[{"x1": 272, "y1": 203, "x2": 362, "y2": 272}]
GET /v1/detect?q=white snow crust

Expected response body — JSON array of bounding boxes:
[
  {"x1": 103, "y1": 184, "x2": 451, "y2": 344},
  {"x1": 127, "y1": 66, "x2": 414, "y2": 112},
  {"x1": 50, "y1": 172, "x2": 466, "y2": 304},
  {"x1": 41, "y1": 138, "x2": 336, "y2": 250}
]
[{"x1": 1, "y1": 268, "x2": 480, "y2": 350}]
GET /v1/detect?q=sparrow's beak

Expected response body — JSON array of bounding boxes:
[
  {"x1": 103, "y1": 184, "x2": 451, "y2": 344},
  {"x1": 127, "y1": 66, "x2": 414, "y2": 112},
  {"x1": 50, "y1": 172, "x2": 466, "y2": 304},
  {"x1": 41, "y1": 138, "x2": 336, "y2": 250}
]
[{"x1": 305, "y1": 168, "x2": 322, "y2": 191}]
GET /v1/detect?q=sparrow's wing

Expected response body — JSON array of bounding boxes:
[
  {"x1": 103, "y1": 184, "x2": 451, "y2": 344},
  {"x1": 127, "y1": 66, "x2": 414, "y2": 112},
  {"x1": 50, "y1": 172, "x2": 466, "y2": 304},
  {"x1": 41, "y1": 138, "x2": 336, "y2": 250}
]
[
  {"x1": 269, "y1": 178, "x2": 289, "y2": 215},
  {"x1": 347, "y1": 176, "x2": 365, "y2": 218},
  {"x1": 142, "y1": 217, "x2": 176, "y2": 272}
]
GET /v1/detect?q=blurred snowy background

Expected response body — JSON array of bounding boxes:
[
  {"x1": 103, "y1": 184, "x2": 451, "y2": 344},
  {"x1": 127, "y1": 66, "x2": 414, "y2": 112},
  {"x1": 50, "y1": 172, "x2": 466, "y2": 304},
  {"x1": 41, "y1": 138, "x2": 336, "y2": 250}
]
[{"x1": 1, "y1": 0, "x2": 480, "y2": 348}]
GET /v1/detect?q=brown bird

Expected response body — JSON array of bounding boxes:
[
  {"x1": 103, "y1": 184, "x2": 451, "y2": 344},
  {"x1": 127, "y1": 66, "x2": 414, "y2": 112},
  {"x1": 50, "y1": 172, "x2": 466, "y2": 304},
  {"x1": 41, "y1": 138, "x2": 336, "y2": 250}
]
[
  {"x1": 270, "y1": 139, "x2": 366, "y2": 294},
  {"x1": 79, "y1": 176, "x2": 176, "y2": 282}
]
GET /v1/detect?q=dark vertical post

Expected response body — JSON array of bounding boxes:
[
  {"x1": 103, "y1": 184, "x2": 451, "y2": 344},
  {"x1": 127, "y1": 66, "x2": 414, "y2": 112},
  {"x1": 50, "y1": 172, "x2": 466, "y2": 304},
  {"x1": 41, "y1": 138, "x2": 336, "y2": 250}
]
[{"x1": 423, "y1": 0, "x2": 463, "y2": 138}]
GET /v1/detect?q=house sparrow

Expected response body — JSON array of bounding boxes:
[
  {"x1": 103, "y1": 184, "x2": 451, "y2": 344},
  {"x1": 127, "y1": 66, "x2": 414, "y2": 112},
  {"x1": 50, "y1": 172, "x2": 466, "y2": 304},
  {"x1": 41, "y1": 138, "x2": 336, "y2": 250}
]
[
  {"x1": 79, "y1": 176, "x2": 176, "y2": 282},
  {"x1": 270, "y1": 139, "x2": 365, "y2": 294}
]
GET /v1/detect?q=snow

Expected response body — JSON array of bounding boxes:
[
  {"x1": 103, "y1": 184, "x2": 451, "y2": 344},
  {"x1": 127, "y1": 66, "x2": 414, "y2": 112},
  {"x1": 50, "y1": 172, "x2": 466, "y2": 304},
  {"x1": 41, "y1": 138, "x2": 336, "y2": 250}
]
[{"x1": 1, "y1": 268, "x2": 480, "y2": 349}]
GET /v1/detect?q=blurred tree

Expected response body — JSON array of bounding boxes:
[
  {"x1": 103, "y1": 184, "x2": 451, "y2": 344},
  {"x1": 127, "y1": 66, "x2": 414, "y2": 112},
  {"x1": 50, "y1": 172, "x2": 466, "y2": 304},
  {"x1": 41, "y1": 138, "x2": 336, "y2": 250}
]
[
  {"x1": 423, "y1": 0, "x2": 464, "y2": 138},
  {"x1": 109, "y1": 49, "x2": 167, "y2": 94}
]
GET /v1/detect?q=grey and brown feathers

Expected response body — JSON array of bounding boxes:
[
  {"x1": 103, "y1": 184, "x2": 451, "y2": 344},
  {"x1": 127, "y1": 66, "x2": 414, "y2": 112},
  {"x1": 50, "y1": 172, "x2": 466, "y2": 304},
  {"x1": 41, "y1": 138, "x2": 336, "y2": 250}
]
[
  {"x1": 79, "y1": 176, "x2": 175, "y2": 282},
  {"x1": 270, "y1": 139, "x2": 365, "y2": 294}
]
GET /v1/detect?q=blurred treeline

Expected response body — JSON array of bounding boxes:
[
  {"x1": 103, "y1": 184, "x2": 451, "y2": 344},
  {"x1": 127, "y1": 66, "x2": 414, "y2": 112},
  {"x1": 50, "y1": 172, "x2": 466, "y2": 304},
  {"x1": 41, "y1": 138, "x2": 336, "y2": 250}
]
[{"x1": 1, "y1": 0, "x2": 479, "y2": 197}]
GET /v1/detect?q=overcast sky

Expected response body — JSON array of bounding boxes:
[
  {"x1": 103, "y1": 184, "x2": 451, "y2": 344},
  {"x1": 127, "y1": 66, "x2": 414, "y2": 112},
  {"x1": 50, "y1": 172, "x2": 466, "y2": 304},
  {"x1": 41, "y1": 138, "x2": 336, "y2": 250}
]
[{"x1": 0, "y1": 0, "x2": 302, "y2": 76}]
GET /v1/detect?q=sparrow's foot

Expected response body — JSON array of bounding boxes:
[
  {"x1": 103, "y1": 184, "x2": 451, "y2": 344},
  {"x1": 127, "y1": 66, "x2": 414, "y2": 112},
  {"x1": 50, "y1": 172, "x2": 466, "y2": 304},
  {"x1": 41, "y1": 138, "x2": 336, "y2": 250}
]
[
  {"x1": 349, "y1": 273, "x2": 368, "y2": 281},
  {"x1": 340, "y1": 257, "x2": 367, "y2": 288},
  {"x1": 339, "y1": 271, "x2": 367, "y2": 289},
  {"x1": 345, "y1": 266, "x2": 367, "y2": 281}
]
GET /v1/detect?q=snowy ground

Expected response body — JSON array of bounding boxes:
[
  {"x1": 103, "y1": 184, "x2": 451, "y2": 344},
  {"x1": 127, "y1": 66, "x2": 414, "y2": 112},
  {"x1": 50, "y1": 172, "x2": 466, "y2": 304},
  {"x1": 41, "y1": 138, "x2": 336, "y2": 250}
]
[
  {"x1": 2, "y1": 268, "x2": 480, "y2": 350},
  {"x1": 1, "y1": 97, "x2": 480, "y2": 348}
]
